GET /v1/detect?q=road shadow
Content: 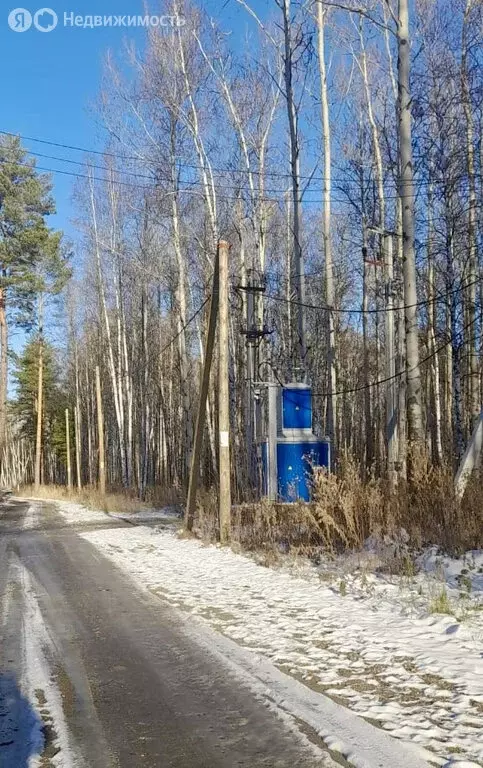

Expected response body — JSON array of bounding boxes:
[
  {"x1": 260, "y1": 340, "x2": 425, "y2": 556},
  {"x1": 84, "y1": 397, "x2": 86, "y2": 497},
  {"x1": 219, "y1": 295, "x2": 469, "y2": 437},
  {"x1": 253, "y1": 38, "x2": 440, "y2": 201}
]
[{"x1": 0, "y1": 672, "x2": 44, "y2": 767}]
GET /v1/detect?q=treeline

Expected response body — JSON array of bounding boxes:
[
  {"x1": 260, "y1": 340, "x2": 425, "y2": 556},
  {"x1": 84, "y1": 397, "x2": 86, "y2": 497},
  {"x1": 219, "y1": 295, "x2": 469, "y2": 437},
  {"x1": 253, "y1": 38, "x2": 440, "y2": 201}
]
[{"x1": 1, "y1": 0, "x2": 481, "y2": 500}]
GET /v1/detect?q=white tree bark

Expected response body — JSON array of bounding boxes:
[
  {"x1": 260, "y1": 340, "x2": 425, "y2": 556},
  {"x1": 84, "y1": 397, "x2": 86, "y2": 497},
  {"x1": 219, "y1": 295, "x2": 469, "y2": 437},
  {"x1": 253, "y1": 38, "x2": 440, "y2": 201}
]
[
  {"x1": 317, "y1": 0, "x2": 337, "y2": 441},
  {"x1": 398, "y1": 0, "x2": 424, "y2": 453}
]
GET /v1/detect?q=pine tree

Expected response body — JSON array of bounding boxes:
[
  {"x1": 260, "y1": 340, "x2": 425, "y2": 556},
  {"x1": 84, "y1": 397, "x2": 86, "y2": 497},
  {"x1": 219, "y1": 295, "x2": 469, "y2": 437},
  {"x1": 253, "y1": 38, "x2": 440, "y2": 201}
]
[
  {"x1": 11, "y1": 337, "x2": 67, "y2": 471},
  {"x1": 0, "y1": 135, "x2": 65, "y2": 458}
]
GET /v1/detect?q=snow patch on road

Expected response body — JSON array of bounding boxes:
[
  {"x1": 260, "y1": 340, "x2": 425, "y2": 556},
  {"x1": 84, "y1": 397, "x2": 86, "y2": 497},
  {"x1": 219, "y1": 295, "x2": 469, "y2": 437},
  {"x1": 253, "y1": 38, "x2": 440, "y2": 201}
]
[
  {"x1": 22, "y1": 502, "x2": 41, "y2": 530},
  {"x1": 0, "y1": 555, "x2": 82, "y2": 767},
  {"x1": 21, "y1": 563, "x2": 81, "y2": 767},
  {"x1": 81, "y1": 525, "x2": 483, "y2": 767}
]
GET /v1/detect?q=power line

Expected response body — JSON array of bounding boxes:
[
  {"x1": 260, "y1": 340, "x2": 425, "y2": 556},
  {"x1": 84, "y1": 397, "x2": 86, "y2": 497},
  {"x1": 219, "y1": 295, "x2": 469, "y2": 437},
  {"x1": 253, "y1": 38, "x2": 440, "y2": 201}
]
[
  {"x1": 2, "y1": 154, "x2": 482, "y2": 208},
  {"x1": 1, "y1": 128, "x2": 481, "y2": 192},
  {"x1": 309, "y1": 310, "x2": 482, "y2": 401},
  {"x1": 159, "y1": 295, "x2": 210, "y2": 356},
  {"x1": 11, "y1": 147, "x2": 435, "y2": 200},
  {"x1": 263, "y1": 276, "x2": 483, "y2": 315}
]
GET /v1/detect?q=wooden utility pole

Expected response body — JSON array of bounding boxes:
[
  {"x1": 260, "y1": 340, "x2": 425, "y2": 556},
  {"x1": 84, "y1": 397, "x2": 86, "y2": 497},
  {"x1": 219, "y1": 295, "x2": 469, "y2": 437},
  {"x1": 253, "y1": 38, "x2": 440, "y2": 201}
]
[
  {"x1": 398, "y1": 0, "x2": 424, "y2": 453},
  {"x1": 218, "y1": 240, "x2": 231, "y2": 543},
  {"x1": 384, "y1": 235, "x2": 398, "y2": 489},
  {"x1": 34, "y1": 295, "x2": 44, "y2": 492},
  {"x1": 74, "y1": 405, "x2": 82, "y2": 491},
  {"x1": 65, "y1": 408, "x2": 72, "y2": 491},
  {"x1": 95, "y1": 366, "x2": 106, "y2": 497},
  {"x1": 362, "y1": 233, "x2": 373, "y2": 472},
  {"x1": 185, "y1": 245, "x2": 220, "y2": 532}
]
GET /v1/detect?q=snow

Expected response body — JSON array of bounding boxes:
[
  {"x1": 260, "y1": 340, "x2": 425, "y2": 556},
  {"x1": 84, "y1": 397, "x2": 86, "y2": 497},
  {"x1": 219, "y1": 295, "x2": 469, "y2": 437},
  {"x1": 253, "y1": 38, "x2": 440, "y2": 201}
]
[
  {"x1": 48, "y1": 499, "x2": 181, "y2": 526},
  {"x1": 21, "y1": 562, "x2": 82, "y2": 767},
  {"x1": 81, "y1": 524, "x2": 483, "y2": 767},
  {"x1": 109, "y1": 506, "x2": 182, "y2": 523},
  {"x1": 54, "y1": 501, "x2": 109, "y2": 525},
  {"x1": 418, "y1": 547, "x2": 483, "y2": 593},
  {"x1": 22, "y1": 502, "x2": 41, "y2": 530},
  {"x1": 1, "y1": 505, "x2": 81, "y2": 768},
  {"x1": 188, "y1": 613, "x2": 431, "y2": 768}
]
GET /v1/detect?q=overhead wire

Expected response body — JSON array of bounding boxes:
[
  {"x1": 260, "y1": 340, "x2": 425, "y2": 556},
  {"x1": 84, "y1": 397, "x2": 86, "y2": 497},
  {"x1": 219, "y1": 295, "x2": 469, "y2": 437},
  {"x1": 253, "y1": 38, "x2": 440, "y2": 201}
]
[
  {"x1": 263, "y1": 275, "x2": 483, "y2": 315},
  {"x1": 305, "y1": 309, "x2": 483, "y2": 401},
  {"x1": 1, "y1": 154, "x2": 481, "y2": 207},
  {"x1": 1, "y1": 129, "x2": 481, "y2": 194},
  {"x1": 159, "y1": 295, "x2": 210, "y2": 356}
]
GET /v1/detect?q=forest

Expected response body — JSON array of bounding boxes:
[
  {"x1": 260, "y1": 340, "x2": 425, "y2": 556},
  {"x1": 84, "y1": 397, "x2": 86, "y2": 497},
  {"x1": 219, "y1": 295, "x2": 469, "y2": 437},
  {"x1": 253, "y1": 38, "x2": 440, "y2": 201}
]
[{"x1": 0, "y1": 0, "x2": 482, "y2": 552}]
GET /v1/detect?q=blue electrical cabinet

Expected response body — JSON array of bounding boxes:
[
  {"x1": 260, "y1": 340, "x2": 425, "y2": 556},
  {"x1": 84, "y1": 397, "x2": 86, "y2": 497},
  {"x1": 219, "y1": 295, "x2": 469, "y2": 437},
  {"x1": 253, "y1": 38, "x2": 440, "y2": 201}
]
[
  {"x1": 277, "y1": 439, "x2": 330, "y2": 502},
  {"x1": 282, "y1": 385, "x2": 312, "y2": 431},
  {"x1": 258, "y1": 383, "x2": 331, "y2": 503}
]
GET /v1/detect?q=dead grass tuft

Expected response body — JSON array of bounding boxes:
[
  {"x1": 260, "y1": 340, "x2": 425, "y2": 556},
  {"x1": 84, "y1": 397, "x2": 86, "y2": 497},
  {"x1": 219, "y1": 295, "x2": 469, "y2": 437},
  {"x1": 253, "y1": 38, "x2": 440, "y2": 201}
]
[
  {"x1": 17, "y1": 484, "x2": 146, "y2": 515},
  {"x1": 196, "y1": 455, "x2": 483, "y2": 556},
  {"x1": 17, "y1": 483, "x2": 183, "y2": 515}
]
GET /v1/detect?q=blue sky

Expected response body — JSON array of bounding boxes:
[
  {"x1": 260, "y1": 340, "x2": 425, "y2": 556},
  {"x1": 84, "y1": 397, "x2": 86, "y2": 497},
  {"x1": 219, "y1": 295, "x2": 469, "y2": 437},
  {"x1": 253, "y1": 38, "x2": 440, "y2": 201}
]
[
  {"x1": 1, "y1": 0, "x2": 257, "y2": 239},
  {"x1": 1, "y1": 0, "x2": 259, "y2": 362}
]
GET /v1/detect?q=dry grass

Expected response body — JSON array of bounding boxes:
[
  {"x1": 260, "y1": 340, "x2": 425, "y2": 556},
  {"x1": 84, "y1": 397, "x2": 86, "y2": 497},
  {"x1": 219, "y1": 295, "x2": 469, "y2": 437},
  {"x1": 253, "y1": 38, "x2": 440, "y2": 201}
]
[
  {"x1": 18, "y1": 483, "x2": 183, "y2": 514},
  {"x1": 197, "y1": 455, "x2": 483, "y2": 556},
  {"x1": 17, "y1": 484, "x2": 148, "y2": 514}
]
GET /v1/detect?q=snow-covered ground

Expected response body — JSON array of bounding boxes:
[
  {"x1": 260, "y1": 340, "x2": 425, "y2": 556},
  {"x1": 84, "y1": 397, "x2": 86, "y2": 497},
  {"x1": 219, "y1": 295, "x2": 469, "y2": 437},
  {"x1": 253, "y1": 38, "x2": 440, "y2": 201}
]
[
  {"x1": 47, "y1": 499, "x2": 182, "y2": 526},
  {"x1": 109, "y1": 505, "x2": 182, "y2": 523},
  {"x1": 54, "y1": 501, "x2": 111, "y2": 526},
  {"x1": 78, "y1": 516, "x2": 483, "y2": 768}
]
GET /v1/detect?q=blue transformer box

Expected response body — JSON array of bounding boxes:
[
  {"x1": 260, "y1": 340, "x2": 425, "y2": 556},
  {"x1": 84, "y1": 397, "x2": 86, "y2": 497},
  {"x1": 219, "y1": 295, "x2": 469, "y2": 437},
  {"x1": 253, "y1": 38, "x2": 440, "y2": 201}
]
[
  {"x1": 282, "y1": 385, "x2": 312, "y2": 432},
  {"x1": 259, "y1": 382, "x2": 331, "y2": 503},
  {"x1": 277, "y1": 438, "x2": 330, "y2": 502}
]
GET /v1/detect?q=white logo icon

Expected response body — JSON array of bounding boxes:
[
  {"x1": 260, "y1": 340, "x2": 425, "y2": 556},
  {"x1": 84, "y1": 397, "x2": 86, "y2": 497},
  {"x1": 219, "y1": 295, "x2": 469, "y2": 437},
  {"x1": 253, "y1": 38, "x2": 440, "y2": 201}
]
[
  {"x1": 8, "y1": 8, "x2": 32, "y2": 31},
  {"x1": 34, "y1": 7, "x2": 58, "y2": 31}
]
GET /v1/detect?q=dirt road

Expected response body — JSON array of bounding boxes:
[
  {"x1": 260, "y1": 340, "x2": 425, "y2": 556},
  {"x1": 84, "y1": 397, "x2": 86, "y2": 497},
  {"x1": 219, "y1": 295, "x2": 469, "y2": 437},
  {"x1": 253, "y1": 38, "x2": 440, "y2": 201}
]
[{"x1": 0, "y1": 499, "x2": 325, "y2": 768}]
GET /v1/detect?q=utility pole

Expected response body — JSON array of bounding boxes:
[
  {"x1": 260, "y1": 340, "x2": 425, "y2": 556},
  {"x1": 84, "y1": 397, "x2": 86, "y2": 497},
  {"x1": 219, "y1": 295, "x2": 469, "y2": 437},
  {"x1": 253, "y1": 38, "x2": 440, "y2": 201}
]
[
  {"x1": 65, "y1": 408, "x2": 72, "y2": 491},
  {"x1": 239, "y1": 268, "x2": 270, "y2": 486},
  {"x1": 246, "y1": 270, "x2": 257, "y2": 475},
  {"x1": 218, "y1": 240, "x2": 231, "y2": 544},
  {"x1": 185, "y1": 244, "x2": 220, "y2": 532},
  {"x1": 362, "y1": 229, "x2": 373, "y2": 472},
  {"x1": 384, "y1": 234, "x2": 398, "y2": 489},
  {"x1": 95, "y1": 366, "x2": 106, "y2": 497},
  {"x1": 398, "y1": 0, "x2": 424, "y2": 454}
]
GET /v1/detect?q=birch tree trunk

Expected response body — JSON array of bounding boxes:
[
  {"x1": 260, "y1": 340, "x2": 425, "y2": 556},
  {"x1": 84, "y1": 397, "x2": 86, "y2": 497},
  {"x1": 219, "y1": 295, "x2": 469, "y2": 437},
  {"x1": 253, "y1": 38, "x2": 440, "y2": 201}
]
[
  {"x1": 398, "y1": 0, "x2": 424, "y2": 455},
  {"x1": 427, "y1": 189, "x2": 443, "y2": 464},
  {"x1": 283, "y1": 0, "x2": 306, "y2": 377},
  {"x1": 88, "y1": 168, "x2": 128, "y2": 486},
  {"x1": 461, "y1": 0, "x2": 479, "y2": 426},
  {"x1": 317, "y1": 0, "x2": 337, "y2": 441}
]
